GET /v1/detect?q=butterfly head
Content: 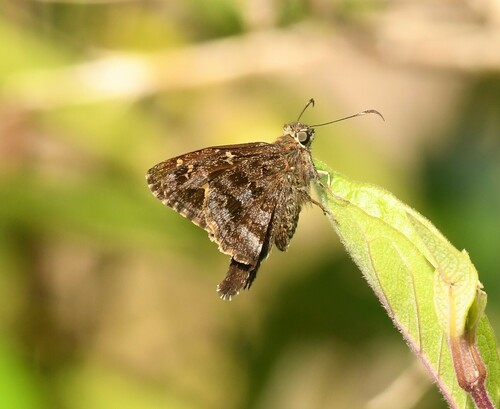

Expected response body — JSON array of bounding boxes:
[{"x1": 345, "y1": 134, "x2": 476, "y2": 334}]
[{"x1": 283, "y1": 122, "x2": 315, "y2": 148}]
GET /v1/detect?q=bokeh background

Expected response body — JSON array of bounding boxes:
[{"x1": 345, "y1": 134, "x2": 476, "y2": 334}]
[{"x1": 1, "y1": 1, "x2": 500, "y2": 408}]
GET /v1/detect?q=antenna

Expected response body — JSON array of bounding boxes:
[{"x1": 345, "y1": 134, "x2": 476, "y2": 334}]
[
  {"x1": 297, "y1": 98, "x2": 315, "y2": 122},
  {"x1": 312, "y1": 109, "x2": 385, "y2": 127}
]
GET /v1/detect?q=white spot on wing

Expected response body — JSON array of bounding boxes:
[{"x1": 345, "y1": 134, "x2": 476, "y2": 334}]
[{"x1": 239, "y1": 225, "x2": 261, "y2": 250}]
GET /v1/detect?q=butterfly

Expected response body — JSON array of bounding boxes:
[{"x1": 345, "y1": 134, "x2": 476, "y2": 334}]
[{"x1": 146, "y1": 99, "x2": 383, "y2": 300}]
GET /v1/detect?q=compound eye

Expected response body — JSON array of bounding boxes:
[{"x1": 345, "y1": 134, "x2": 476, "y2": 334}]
[{"x1": 297, "y1": 131, "x2": 309, "y2": 143}]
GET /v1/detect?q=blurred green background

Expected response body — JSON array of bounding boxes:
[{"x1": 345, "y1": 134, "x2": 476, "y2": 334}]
[{"x1": 1, "y1": 1, "x2": 499, "y2": 409}]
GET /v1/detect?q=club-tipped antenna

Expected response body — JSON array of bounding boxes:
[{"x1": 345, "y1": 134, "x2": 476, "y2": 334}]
[
  {"x1": 312, "y1": 109, "x2": 385, "y2": 127},
  {"x1": 297, "y1": 98, "x2": 315, "y2": 122}
]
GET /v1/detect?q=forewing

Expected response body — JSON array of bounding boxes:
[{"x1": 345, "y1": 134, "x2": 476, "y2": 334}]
[{"x1": 146, "y1": 142, "x2": 270, "y2": 231}]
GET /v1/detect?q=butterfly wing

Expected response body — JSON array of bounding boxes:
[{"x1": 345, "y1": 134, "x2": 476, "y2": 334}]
[
  {"x1": 202, "y1": 150, "x2": 297, "y2": 299},
  {"x1": 147, "y1": 141, "x2": 304, "y2": 300},
  {"x1": 208, "y1": 170, "x2": 290, "y2": 299},
  {"x1": 204, "y1": 155, "x2": 290, "y2": 264},
  {"x1": 146, "y1": 142, "x2": 271, "y2": 231}
]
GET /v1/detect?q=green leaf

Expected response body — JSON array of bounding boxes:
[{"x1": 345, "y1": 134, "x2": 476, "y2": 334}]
[{"x1": 314, "y1": 160, "x2": 500, "y2": 409}]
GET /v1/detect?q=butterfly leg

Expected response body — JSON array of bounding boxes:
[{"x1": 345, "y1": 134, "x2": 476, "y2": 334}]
[
  {"x1": 298, "y1": 185, "x2": 339, "y2": 224},
  {"x1": 316, "y1": 169, "x2": 331, "y2": 186},
  {"x1": 314, "y1": 168, "x2": 336, "y2": 200},
  {"x1": 297, "y1": 185, "x2": 331, "y2": 217}
]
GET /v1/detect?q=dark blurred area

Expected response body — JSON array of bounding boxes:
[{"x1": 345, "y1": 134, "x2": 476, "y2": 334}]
[{"x1": 0, "y1": 1, "x2": 499, "y2": 409}]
